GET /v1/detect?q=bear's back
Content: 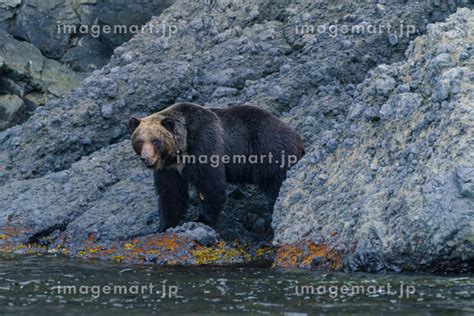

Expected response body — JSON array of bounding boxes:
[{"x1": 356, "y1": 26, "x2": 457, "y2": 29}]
[{"x1": 211, "y1": 105, "x2": 304, "y2": 185}]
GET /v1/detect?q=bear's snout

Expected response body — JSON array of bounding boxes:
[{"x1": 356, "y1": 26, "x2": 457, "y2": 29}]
[
  {"x1": 140, "y1": 156, "x2": 155, "y2": 167},
  {"x1": 141, "y1": 154, "x2": 158, "y2": 168},
  {"x1": 140, "y1": 143, "x2": 160, "y2": 168}
]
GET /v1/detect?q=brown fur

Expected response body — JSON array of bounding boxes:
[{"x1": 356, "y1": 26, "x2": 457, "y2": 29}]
[
  {"x1": 129, "y1": 102, "x2": 304, "y2": 232},
  {"x1": 130, "y1": 111, "x2": 187, "y2": 169}
]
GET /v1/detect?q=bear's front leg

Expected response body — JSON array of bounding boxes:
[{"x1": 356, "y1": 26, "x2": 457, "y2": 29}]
[
  {"x1": 154, "y1": 169, "x2": 189, "y2": 232},
  {"x1": 194, "y1": 166, "x2": 227, "y2": 227}
]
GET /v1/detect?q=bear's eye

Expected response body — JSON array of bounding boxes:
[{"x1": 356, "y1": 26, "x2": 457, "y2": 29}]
[
  {"x1": 161, "y1": 118, "x2": 175, "y2": 131},
  {"x1": 152, "y1": 139, "x2": 161, "y2": 148},
  {"x1": 133, "y1": 139, "x2": 143, "y2": 153}
]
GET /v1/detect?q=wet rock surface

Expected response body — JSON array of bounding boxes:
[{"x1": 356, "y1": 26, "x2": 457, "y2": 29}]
[{"x1": 0, "y1": 1, "x2": 472, "y2": 270}]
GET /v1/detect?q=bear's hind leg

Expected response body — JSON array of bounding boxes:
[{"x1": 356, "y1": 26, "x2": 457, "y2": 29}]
[{"x1": 259, "y1": 172, "x2": 285, "y2": 202}]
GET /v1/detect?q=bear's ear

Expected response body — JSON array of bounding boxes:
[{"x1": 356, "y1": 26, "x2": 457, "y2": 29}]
[
  {"x1": 161, "y1": 117, "x2": 175, "y2": 131},
  {"x1": 128, "y1": 117, "x2": 141, "y2": 132}
]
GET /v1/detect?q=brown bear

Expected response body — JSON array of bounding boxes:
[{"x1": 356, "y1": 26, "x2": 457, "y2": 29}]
[{"x1": 129, "y1": 102, "x2": 304, "y2": 232}]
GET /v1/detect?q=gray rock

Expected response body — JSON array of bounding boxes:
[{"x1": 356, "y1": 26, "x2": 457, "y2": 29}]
[
  {"x1": 379, "y1": 101, "x2": 395, "y2": 119},
  {"x1": 0, "y1": 95, "x2": 28, "y2": 131},
  {"x1": 13, "y1": 0, "x2": 80, "y2": 58},
  {"x1": 459, "y1": 51, "x2": 470, "y2": 61},
  {"x1": 375, "y1": 75, "x2": 397, "y2": 96},
  {"x1": 101, "y1": 104, "x2": 113, "y2": 119},
  {"x1": 0, "y1": 29, "x2": 85, "y2": 127},
  {"x1": 341, "y1": 39, "x2": 353, "y2": 49},
  {"x1": 388, "y1": 33, "x2": 399, "y2": 46},
  {"x1": 380, "y1": 93, "x2": 422, "y2": 120},
  {"x1": 363, "y1": 107, "x2": 380, "y2": 121},
  {"x1": 61, "y1": 36, "x2": 110, "y2": 72},
  {"x1": 6, "y1": 0, "x2": 174, "y2": 72},
  {"x1": 211, "y1": 87, "x2": 239, "y2": 99},
  {"x1": 23, "y1": 92, "x2": 46, "y2": 111},
  {"x1": 273, "y1": 8, "x2": 474, "y2": 272},
  {"x1": 455, "y1": 168, "x2": 474, "y2": 198},
  {"x1": 168, "y1": 222, "x2": 218, "y2": 246},
  {"x1": 0, "y1": 0, "x2": 20, "y2": 32},
  {"x1": 100, "y1": 78, "x2": 118, "y2": 98},
  {"x1": 0, "y1": 77, "x2": 25, "y2": 97}
]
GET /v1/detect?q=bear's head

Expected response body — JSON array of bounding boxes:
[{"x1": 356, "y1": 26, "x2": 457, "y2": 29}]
[{"x1": 129, "y1": 112, "x2": 187, "y2": 169}]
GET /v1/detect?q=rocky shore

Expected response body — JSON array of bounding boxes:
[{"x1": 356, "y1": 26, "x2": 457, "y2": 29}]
[{"x1": 0, "y1": 0, "x2": 472, "y2": 271}]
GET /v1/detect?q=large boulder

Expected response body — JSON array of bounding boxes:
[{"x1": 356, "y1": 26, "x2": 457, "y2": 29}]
[
  {"x1": 0, "y1": 29, "x2": 85, "y2": 130},
  {"x1": 0, "y1": 95, "x2": 28, "y2": 130},
  {"x1": 13, "y1": 0, "x2": 80, "y2": 59},
  {"x1": 10, "y1": 0, "x2": 174, "y2": 72},
  {"x1": 273, "y1": 8, "x2": 474, "y2": 272},
  {"x1": 0, "y1": 0, "x2": 20, "y2": 32},
  {"x1": 0, "y1": 29, "x2": 84, "y2": 95}
]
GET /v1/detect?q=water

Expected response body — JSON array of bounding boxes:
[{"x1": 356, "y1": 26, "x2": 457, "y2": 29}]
[{"x1": 0, "y1": 254, "x2": 472, "y2": 315}]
